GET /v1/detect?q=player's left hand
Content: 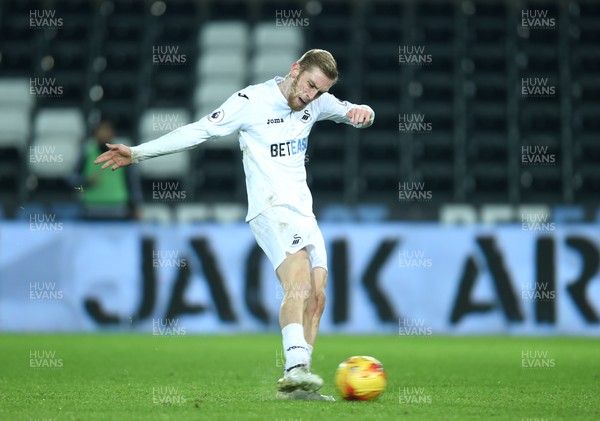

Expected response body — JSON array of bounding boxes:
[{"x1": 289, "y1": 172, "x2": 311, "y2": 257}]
[
  {"x1": 346, "y1": 108, "x2": 372, "y2": 126},
  {"x1": 94, "y1": 143, "x2": 132, "y2": 171}
]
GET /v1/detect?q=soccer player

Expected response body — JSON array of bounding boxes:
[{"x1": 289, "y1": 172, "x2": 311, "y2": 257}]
[{"x1": 94, "y1": 49, "x2": 374, "y2": 401}]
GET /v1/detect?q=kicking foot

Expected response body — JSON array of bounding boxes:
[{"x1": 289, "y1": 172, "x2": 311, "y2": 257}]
[
  {"x1": 276, "y1": 389, "x2": 335, "y2": 401},
  {"x1": 277, "y1": 367, "x2": 324, "y2": 392}
]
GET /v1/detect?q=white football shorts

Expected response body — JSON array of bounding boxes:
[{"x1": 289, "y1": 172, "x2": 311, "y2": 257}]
[{"x1": 249, "y1": 205, "x2": 328, "y2": 272}]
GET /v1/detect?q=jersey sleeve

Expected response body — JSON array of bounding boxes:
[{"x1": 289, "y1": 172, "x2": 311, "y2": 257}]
[
  {"x1": 315, "y1": 93, "x2": 375, "y2": 129},
  {"x1": 130, "y1": 91, "x2": 250, "y2": 163}
]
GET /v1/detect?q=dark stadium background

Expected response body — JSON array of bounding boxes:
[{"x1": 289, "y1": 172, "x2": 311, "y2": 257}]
[{"x1": 2, "y1": 0, "x2": 598, "y2": 220}]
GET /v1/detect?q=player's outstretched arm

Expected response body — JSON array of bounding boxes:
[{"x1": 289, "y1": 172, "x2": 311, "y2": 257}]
[
  {"x1": 93, "y1": 90, "x2": 249, "y2": 171},
  {"x1": 94, "y1": 143, "x2": 132, "y2": 171}
]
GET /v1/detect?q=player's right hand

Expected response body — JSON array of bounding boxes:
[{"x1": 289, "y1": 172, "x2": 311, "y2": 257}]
[{"x1": 94, "y1": 143, "x2": 132, "y2": 171}]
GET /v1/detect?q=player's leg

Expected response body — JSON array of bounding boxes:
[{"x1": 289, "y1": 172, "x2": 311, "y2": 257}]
[
  {"x1": 277, "y1": 249, "x2": 311, "y2": 328},
  {"x1": 276, "y1": 254, "x2": 334, "y2": 401},
  {"x1": 275, "y1": 256, "x2": 333, "y2": 401},
  {"x1": 276, "y1": 249, "x2": 324, "y2": 392},
  {"x1": 248, "y1": 207, "x2": 332, "y2": 400},
  {"x1": 303, "y1": 267, "x2": 327, "y2": 351},
  {"x1": 302, "y1": 224, "x2": 328, "y2": 367}
]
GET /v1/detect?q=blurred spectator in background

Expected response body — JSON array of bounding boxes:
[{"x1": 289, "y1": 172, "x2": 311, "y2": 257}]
[{"x1": 73, "y1": 120, "x2": 141, "y2": 220}]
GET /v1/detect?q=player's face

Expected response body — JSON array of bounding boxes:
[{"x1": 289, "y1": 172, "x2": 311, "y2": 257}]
[{"x1": 288, "y1": 66, "x2": 334, "y2": 111}]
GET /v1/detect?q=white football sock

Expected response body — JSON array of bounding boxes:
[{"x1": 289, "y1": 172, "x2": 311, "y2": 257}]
[
  {"x1": 282, "y1": 323, "x2": 310, "y2": 373},
  {"x1": 306, "y1": 343, "x2": 314, "y2": 369}
]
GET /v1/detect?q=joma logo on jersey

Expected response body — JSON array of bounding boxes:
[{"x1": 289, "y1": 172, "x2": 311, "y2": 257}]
[
  {"x1": 270, "y1": 137, "x2": 308, "y2": 157},
  {"x1": 267, "y1": 118, "x2": 284, "y2": 125}
]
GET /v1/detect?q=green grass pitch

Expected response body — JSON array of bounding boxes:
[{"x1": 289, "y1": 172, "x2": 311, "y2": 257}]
[{"x1": 1, "y1": 335, "x2": 598, "y2": 420}]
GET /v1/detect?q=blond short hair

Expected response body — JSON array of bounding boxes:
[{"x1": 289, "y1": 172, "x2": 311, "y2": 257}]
[{"x1": 296, "y1": 49, "x2": 339, "y2": 84}]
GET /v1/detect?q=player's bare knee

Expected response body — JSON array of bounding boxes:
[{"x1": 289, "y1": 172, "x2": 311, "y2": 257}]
[
  {"x1": 284, "y1": 264, "x2": 310, "y2": 286},
  {"x1": 281, "y1": 269, "x2": 311, "y2": 303},
  {"x1": 283, "y1": 282, "x2": 311, "y2": 303}
]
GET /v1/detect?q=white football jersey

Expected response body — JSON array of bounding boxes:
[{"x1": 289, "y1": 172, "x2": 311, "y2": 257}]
[{"x1": 130, "y1": 77, "x2": 374, "y2": 221}]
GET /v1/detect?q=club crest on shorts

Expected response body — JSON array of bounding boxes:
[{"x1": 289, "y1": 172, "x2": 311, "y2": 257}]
[{"x1": 291, "y1": 234, "x2": 303, "y2": 247}]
